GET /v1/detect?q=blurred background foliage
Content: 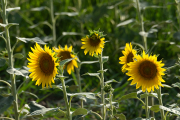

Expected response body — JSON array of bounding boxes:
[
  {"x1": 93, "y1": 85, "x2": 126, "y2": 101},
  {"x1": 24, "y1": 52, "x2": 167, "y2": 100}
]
[{"x1": 0, "y1": 0, "x2": 180, "y2": 119}]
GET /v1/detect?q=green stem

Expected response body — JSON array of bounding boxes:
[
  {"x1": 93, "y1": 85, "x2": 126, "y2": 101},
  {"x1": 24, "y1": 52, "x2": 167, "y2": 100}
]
[
  {"x1": 75, "y1": 66, "x2": 84, "y2": 120},
  {"x1": 145, "y1": 91, "x2": 149, "y2": 118},
  {"x1": 50, "y1": 0, "x2": 56, "y2": 47},
  {"x1": 99, "y1": 52, "x2": 106, "y2": 120},
  {"x1": 135, "y1": 0, "x2": 147, "y2": 51},
  {"x1": 175, "y1": 0, "x2": 180, "y2": 31},
  {"x1": 1, "y1": 0, "x2": 19, "y2": 120},
  {"x1": 60, "y1": 77, "x2": 72, "y2": 120},
  {"x1": 110, "y1": 91, "x2": 113, "y2": 119},
  {"x1": 157, "y1": 87, "x2": 165, "y2": 120}
]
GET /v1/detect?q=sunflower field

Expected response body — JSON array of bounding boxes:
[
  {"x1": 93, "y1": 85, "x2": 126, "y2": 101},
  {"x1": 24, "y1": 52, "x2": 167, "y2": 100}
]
[{"x1": 0, "y1": 0, "x2": 180, "y2": 120}]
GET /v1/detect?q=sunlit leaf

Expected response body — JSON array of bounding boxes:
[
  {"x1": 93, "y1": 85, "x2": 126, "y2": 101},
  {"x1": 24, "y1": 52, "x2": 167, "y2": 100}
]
[
  {"x1": 105, "y1": 79, "x2": 118, "y2": 84},
  {"x1": 31, "y1": 6, "x2": 49, "y2": 11},
  {"x1": 172, "y1": 82, "x2": 180, "y2": 89},
  {"x1": 55, "y1": 12, "x2": 79, "y2": 16},
  {"x1": 81, "y1": 61, "x2": 98, "y2": 65},
  {"x1": 16, "y1": 37, "x2": 46, "y2": 45},
  {"x1": 160, "y1": 105, "x2": 180, "y2": 115},
  {"x1": 67, "y1": 92, "x2": 96, "y2": 100},
  {"x1": 0, "y1": 23, "x2": 19, "y2": 29},
  {"x1": 6, "y1": 68, "x2": 24, "y2": 77},
  {"x1": 62, "y1": 32, "x2": 83, "y2": 36},
  {"x1": 102, "y1": 56, "x2": 109, "y2": 63},
  {"x1": 162, "y1": 84, "x2": 172, "y2": 88},
  {"x1": 13, "y1": 53, "x2": 24, "y2": 59},
  {"x1": 0, "y1": 95, "x2": 14, "y2": 114},
  {"x1": 116, "y1": 19, "x2": 135, "y2": 27},
  {"x1": 72, "y1": 108, "x2": 88, "y2": 117},
  {"x1": 6, "y1": 7, "x2": 20, "y2": 12}
]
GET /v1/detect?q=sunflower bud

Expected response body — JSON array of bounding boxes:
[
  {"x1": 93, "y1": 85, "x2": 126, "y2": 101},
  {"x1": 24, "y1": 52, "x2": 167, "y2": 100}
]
[{"x1": 104, "y1": 84, "x2": 112, "y2": 93}]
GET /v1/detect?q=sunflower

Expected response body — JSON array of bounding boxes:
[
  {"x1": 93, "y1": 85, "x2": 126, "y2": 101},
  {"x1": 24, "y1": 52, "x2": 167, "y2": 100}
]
[
  {"x1": 53, "y1": 45, "x2": 78, "y2": 74},
  {"x1": 81, "y1": 31, "x2": 105, "y2": 56},
  {"x1": 126, "y1": 51, "x2": 166, "y2": 92},
  {"x1": 27, "y1": 43, "x2": 58, "y2": 88},
  {"x1": 119, "y1": 43, "x2": 137, "y2": 72}
]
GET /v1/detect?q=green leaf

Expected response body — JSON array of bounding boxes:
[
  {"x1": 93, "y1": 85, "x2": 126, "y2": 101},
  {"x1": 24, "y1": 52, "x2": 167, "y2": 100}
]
[
  {"x1": 150, "y1": 105, "x2": 160, "y2": 113},
  {"x1": 6, "y1": 68, "x2": 24, "y2": 77},
  {"x1": 72, "y1": 108, "x2": 88, "y2": 117},
  {"x1": 134, "y1": 117, "x2": 155, "y2": 120},
  {"x1": 29, "y1": 21, "x2": 52, "y2": 29},
  {"x1": 55, "y1": 12, "x2": 79, "y2": 16},
  {"x1": 67, "y1": 92, "x2": 96, "y2": 100},
  {"x1": 159, "y1": 105, "x2": 180, "y2": 115},
  {"x1": 41, "y1": 85, "x2": 63, "y2": 91},
  {"x1": 82, "y1": 72, "x2": 100, "y2": 81},
  {"x1": 0, "y1": 95, "x2": 14, "y2": 114},
  {"x1": 140, "y1": 93, "x2": 158, "y2": 99},
  {"x1": 28, "y1": 101, "x2": 45, "y2": 112},
  {"x1": 68, "y1": 85, "x2": 79, "y2": 92},
  {"x1": 102, "y1": 56, "x2": 109, "y2": 63},
  {"x1": 60, "y1": 58, "x2": 75, "y2": 67},
  {"x1": 97, "y1": 69, "x2": 108, "y2": 73},
  {"x1": 172, "y1": 82, "x2": 180, "y2": 89},
  {"x1": 31, "y1": 6, "x2": 49, "y2": 11},
  {"x1": 62, "y1": 32, "x2": 83, "y2": 36},
  {"x1": 105, "y1": 79, "x2": 118, "y2": 84},
  {"x1": 0, "y1": 58, "x2": 6, "y2": 67},
  {"x1": 0, "y1": 23, "x2": 19, "y2": 29},
  {"x1": 20, "y1": 91, "x2": 39, "y2": 99},
  {"x1": 6, "y1": 7, "x2": 20, "y2": 12},
  {"x1": 114, "y1": 113, "x2": 126, "y2": 120},
  {"x1": 16, "y1": 37, "x2": 46, "y2": 45},
  {"x1": 118, "y1": 92, "x2": 138, "y2": 101},
  {"x1": 13, "y1": 53, "x2": 24, "y2": 59},
  {"x1": 116, "y1": 19, "x2": 135, "y2": 27},
  {"x1": 162, "y1": 84, "x2": 172, "y2": 88},
  {"x1": 80, "y1": 61, "x2": 98, "y2": 65}
]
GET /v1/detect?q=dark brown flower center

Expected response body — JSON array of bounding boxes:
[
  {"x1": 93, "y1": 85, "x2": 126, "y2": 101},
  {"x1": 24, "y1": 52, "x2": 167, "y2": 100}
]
[
  {"x1": 89, "y1": 34, "x2": 101, "y2": 46},
  {"x1": 127, "y1": 52, "x2": 134, "y2": 63},
  {"x1": 139, "y1": 61, "x2": 157, "y2": 79},
  {"x1": 58, "y1": 51, "x2": 71, "y2": 61},
  {"x1": 39, "y1": 53, "x2": 54, "y2": 75}
]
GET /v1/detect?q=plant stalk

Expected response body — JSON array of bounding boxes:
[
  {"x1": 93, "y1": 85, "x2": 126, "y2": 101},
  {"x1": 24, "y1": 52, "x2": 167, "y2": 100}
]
[
  {"x1": 1, "y1": 0, "x2": 19, "y2": 120},
  {"x1": 110, "y1": 91, "x2": 113, "y2": 119},
  {"x1": 145, "y1": 91, "x2": 149, "y2": 118},
  {"x1": 99, "y1": 52, "x2": 106, "y2": 120},
  {"x1": 157, "y1": 87, "x2": 165, "y2": 120},
  {"x1": 135, "y1": 0, "x2": 147, "y2": 51},
  {"x1": 60, "y1": 77, "x2": 72, "y2": 120},
  {"x1": 50, "y1": 0, "x2": 56, "y2": 47},
  {"x1": 75, "y1": 66, "x2": 84, "y2": 120},
  {"x1": 175, "y1": 0, "x2": 180, "y2": 31}
]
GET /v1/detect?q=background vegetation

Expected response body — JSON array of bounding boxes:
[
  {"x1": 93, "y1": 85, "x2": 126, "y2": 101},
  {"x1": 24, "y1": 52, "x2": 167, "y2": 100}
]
[{"x1": 0, "y1": 0, "x2": 180, "y2": 119}]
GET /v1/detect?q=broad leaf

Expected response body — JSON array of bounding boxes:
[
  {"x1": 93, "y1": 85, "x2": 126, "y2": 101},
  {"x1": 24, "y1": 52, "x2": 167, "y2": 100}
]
[
  {"x1": 0, "y1": 95, "x2": 14, "y2": 114},
  {"x1": 162, "y1": 84, "x2": 172, "y2": 88},
  {"x1": 160, "y1": 105, "x2": 180, "y2": 115},
  {"x1": 28, "y1": 108, "x2": 61, "y2": 117},
  {"x1": 105, "y1": 79, "x2": 118, "y2": 84},
  {"x1": 6, "y1": 68, "x2": 24, "y2": 77},
  {"x1": 72, "y1": 108, "x2": 88, "y2": 117},
  {"x1": 118, "y1": 92, "x2": 138, "y2": 101},
  {"x1": 13, "y1": 53, "x2": 24, "y2": 59},
  {"x1": 102, "y1": 56, "x2": 109, "y2": 63},
  {"x1": 172, "y1": 82, "x2": 180, "y2": 89},
  {"x1": 41, "y1": 85, "x2": 63, "y2": 91},
  {"x1": 150, "y1": 105, "x2": 160, "y2": 113},
  {"x1": 67, "y1": 92, "x2": 96, "y2": 100},
  {"x1": 6, "y1": 7, "x2": 20, "y2": 12},
  {"x1": 114, "y1": 113, "x2": 126, "y2": 120},
  {"x1": 60, "y1": 58, "x2": 75, "y2": 67},
  {"x1": 81, "y1": 61, "x2": 98, "y2": 65},
  {"x1": 55, "y1": 12, "x2": 78, "y2": 16},
  {"x1": 0, "y1": 23, "x2": 18, "y2": 29}
]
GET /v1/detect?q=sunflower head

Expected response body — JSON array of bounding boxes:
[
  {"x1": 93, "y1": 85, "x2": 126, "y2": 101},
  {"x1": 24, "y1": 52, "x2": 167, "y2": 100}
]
[
  {"x1": 126, "y1": 51, "x2": 166, "y2": 92},
  {"x1": 119, "y1": 43, "x2": 137, "y2": 72},
  {"x1": 81, "y1": 30, "x2": 105, "y2": 56},
  {"x1": 27, "y1": 43, "x2": 59, "y2": 88},
  {"x1": 53, "y1": 45, "x2": 78, "y2": 74}
]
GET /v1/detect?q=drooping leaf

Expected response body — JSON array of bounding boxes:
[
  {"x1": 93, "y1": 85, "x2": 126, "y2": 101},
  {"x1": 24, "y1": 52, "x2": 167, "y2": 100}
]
[
  {"x1": 0, "y1": 95, "x2": 14, "y2": 114},
  {"x1": 81, "y1": 61, "x2": 98, "y2": 65},
  {"x1": 13, "y1": 53, "x2": 24, "y2": 59},
  {"x1": 150, "y1": 105, "x2": 160, "y2": 113},
  {"x1": 172, "y1": 82, "x2": 180, "y2": 89},
  {"x1": 162, "y1": 84, "x2": 172, "y2": 88},
  {"x1": 102, "y1": 56, "x2": 109, "y2": 63},
  {"x1": 41, "y1": 85, "x2": 63, "y2": 91},
  {"x1": 0, "y1": 58, "x2": 6, "y2": 67},
  {"x1": 67, "y1": 92, "x2": 96, "y2": 100},
  {"x1": 0, "y1": 23, "x2": 19, "y2": 29},
  {"x1": 114, "y1": 113, "x2": 126, "y2": 120},
  {"x1": 62, "y1": 32, "x2": 83, "y2": 36},
  {"x1": 140, "y1": 93, "x2": 158, "y2": 99},
  {"x1": 72, "y1": 108, "x2": 88, "y2": 117},
  {"x1": 16, "y1": 37, "x2": 46, "y2": 45},
  {"x1": 29, "y1": 21, "x2": 52, "y2": 29},
  {"x1": 118, "y1": 92, "x2": 138, "y2": 101},
  {"x1": 6, "y1": 7, "x2": 20, "y2": 12},
  {"x1": 6, "y1": 68, "x2": 24, "y2": 77},
  {"x1": 31, "y1": 6, "x2": 49, "y2": 11},
  {"x1": 28, "y1": 101, "x2": 45, "y2": 112},
  {"x1": 159, "y1": 105, "x2": 180, "y2": 115},
  {"x1": 60, "y1": 58, "x2": 75, "y2": 67}
]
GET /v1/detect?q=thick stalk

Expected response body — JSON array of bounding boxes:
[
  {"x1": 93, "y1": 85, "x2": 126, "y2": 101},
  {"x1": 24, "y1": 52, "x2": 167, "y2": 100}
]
[
  {"x1": 110, "y1": 91, "x2": 113, "y2": 119},
  {"x1": 50, "y1": 0, "x2": 56, "y2": 47},
  {"x1": 157, "y1": 87, "x2": 165, "y2": 120},
  {"x1": 145, "y1": 91, "x2": 149, "y2": 118},
  {"x1": 99, "y1": 52, "x2": 106, "y2": 120},
  {"x1": 1, "y1": 0, "x2": 19, "y2": 120},
  {"x1": 60, "y1": 78, "x2": 72, "y2": 120},
  {"x1": 75, "y1": 67, "x2": 84, "y2": 120},
  {"x1": 136, "y1": 0, "x2": 147, "y2": 51}
]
